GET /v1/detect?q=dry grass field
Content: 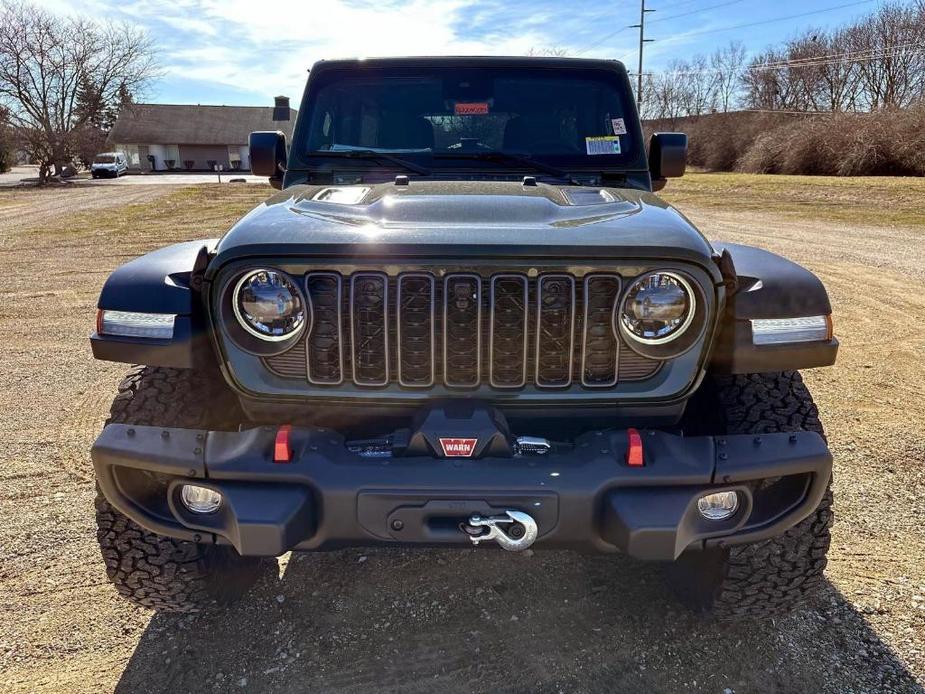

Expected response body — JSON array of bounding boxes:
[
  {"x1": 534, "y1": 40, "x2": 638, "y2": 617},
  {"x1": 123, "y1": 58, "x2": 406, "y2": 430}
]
[{"x1": 0, "y1": 173, "x2": 923, "y2": 693}]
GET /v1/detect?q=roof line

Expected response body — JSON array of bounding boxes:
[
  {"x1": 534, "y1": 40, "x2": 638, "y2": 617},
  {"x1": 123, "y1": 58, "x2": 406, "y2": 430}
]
[{"x1": 126, "y1": 103, "x2": 295, "y2": 109}]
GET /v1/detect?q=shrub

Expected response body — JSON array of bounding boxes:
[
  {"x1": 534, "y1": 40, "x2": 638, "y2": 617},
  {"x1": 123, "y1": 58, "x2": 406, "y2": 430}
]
[{"x1": 649, "y1": 105, "x2": 925, "y2": 176}]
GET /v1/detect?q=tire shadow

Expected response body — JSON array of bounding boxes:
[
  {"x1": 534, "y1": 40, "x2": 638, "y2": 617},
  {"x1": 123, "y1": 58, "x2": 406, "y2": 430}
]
[{"x1": 115, "y1": 548, "x2": 923, "y2": 694}]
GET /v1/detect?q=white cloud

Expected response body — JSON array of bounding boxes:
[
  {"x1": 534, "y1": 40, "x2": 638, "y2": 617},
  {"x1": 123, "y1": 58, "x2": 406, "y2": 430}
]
[
  {"x1": 153, "y1": 0, "x2": 560, "y2": 99},
  {"x1": 33, "y1": 0, "x2": 620, "y2": 102}
]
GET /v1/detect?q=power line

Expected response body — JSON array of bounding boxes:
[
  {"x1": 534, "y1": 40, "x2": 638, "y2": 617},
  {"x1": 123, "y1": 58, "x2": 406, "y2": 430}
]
[
  {"x1": 648, "y1": 0, "x2": 746, "y2": 25},
  {"x1": 650, "y1": 43, "x2": 925, "y2": 76},
  {"x1": 576, "y1": 0, "x2": 877, "y2": 55},
  {"x1": 575, "y1": 26, "x2": 631, "y2": 55},
  {"x1": 665, "y1": 0, "x2": 878, "y2": 40},
  {"x1": 658, "y1": 0, "x2": 729, "y2": 8}
]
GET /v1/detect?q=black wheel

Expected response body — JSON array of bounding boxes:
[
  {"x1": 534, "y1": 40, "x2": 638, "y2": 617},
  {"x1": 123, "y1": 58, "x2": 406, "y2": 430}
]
[
  {"x1": 95, "y1": 366, "x2": 272, "y2": 612},
  {"x1": 669, "y1": 371, "x2": 833, "y2": 619}
]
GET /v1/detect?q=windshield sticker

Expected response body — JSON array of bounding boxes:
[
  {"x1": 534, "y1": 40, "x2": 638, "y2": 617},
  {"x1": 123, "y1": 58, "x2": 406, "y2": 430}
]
[
  {"x1": 586, "y1": 136, "x2": 621, "y2": 155},
  {"x1": 611, "y1": 118, "x2": 627, "y2": 135},
  {"x1": 455, "y1": 102, "x2": 490, "y2": 116}
]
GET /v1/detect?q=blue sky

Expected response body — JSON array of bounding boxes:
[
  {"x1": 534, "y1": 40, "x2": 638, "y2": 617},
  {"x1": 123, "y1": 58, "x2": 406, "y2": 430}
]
[{"x1": 40, "y1": 0, "x2": 883, "y2": 107}]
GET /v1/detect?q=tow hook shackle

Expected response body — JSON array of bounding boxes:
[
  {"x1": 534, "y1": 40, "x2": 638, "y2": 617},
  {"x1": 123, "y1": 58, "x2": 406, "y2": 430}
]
[{"x1": 462, "y1": 510, "x2": 538, "y2": 551}]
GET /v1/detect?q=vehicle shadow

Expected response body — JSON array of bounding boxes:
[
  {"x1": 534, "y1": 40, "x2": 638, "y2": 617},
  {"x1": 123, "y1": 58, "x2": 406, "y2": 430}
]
[{"x1": 115, "y1": 548, "x2": 922, "y2": 694}]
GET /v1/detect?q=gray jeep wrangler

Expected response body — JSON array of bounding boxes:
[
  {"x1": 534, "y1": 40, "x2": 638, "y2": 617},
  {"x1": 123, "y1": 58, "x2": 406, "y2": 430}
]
[{"x1": 90, "y1": 56, "x2": 838, "y2": 617}]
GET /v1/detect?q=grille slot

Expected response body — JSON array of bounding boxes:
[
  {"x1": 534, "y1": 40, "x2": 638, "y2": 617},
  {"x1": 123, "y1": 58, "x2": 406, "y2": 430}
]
[
  {"x1": 489, "y1": 275, "x2": 529, "y2": 388},
  {"x1": 264, "y1": 269, "x2": 664, "y2": 390},
  {"x1": 443, "y1": 274, "x2": 482, "y2": 387},
  {"x1": 305, "y1": 272, "x2": 344, "y2": 384},
  {"x1": 265, "y1": 340, "x2": 307, "y2": 378},
  {"x1": 619, "y1": 348, "x2": 662, "y2": 381},
  {"x1": 397, "y1": 273, "x2": 436, "y2": 387},
  {"x1": 581, "y1": 274, "x2": 621, "y2": 387},
  {"x1": 535, "y1": 274, "x2": 576, "y2": 388},
  {"x1": 350, "y1": 272, "x2": 389, "y2": 386}
]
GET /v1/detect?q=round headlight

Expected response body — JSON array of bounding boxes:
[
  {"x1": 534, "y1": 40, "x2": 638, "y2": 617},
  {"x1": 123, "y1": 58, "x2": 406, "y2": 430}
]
[
  {"x1": 619, "y1": 271, "x2": 695, "y2": 345},
  {"x1": 232, "y1": 269, "x2": 306, "y2": 341}
]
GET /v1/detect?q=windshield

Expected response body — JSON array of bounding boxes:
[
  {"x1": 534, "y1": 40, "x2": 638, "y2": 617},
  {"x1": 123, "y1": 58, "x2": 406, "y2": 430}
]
[
  {"x1": 95, "y1": 155, "x2": 116, "y2": 164},
  {"x1": 300, "y1": 67, "x2": 638, "y2": 170}
]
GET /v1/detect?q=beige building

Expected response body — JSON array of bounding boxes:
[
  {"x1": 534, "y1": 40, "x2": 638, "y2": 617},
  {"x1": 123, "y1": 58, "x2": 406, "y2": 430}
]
[{"x1": 106, "y1": 97, "x2": 297, "y2": 172}]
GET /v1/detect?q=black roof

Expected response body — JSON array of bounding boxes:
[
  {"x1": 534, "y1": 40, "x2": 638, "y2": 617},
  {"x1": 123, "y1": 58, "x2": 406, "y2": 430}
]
[{"x1": 310, "y1": 55, "x2": 626, "y2": 72}]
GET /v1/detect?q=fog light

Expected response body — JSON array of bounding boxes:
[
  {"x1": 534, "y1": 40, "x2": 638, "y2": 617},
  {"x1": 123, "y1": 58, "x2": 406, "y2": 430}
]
[
  {"x1": 697, "y1": 491, "x2": 739, "y2": 520},
  {"x1": 180, "y1": 485, "x2": 222, "y2": 514}
]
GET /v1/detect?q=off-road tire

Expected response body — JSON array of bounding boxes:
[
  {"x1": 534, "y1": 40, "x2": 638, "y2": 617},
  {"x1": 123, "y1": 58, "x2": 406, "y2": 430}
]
[
  {"x1": 669, "y1": 371, "x2": 833, "y2": 619},
  {"x1": 95, "y1": 366, "x2": 270, "y2": 612}
]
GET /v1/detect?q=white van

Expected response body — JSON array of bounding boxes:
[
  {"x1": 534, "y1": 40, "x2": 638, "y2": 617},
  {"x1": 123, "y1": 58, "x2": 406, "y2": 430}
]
[{"x1": 91, "y1": 152, "x2": 128, "y2": 178}]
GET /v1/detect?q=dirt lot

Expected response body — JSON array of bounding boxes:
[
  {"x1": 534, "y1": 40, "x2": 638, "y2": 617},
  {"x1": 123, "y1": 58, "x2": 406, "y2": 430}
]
[{"x1": 0, "y1": 174, "x2": 923, "y2": 693}]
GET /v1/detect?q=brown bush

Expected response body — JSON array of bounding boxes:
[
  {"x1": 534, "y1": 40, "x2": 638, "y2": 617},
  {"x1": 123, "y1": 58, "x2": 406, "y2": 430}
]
[{"x1": 647, "y1": 105, "x2": 925, "y2": 176}]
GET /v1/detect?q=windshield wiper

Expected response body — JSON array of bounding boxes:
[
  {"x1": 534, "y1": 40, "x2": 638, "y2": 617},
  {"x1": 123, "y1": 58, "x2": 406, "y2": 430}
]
[
  {"x1": 308, "y1": 150, "x2": 431, "y2": 176},
  {"x1": 434, "y1": 151, "x2": 582, "y2": 185}
]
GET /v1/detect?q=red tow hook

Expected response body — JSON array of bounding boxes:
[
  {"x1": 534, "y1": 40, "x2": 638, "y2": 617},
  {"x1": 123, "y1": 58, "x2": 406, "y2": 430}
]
[
  {"x1": 274, "y1": 425, "x2": 293, "y2": 463},
  {"x1": 625, "y1": 428, "x2": 644, "y2": 467}
]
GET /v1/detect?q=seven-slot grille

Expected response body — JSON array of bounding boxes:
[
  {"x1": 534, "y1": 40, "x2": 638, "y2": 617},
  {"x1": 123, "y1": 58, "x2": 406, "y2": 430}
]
[{"x1": 265, "y1": 271, "x2": 660, "y2": 389}]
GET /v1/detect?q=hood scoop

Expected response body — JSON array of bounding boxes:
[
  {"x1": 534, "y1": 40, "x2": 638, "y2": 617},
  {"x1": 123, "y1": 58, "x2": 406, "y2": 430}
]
[
  {"x1": 561, "y1": 188, "x2": 617, "y2": 206},
  {"x1": 312, "y1": 187, "x2": 371, "y2": 205}
]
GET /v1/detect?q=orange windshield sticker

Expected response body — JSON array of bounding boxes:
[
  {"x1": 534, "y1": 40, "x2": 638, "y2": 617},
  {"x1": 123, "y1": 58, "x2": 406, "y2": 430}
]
[{"x1": 455, "y1": 102, "x2": 490, "y2": 115}]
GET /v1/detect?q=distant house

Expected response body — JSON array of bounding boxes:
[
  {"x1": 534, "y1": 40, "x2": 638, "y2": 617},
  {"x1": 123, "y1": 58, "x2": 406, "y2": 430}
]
[{"x1": 106, "y1": 97, "x2": 297, "y2": 172}]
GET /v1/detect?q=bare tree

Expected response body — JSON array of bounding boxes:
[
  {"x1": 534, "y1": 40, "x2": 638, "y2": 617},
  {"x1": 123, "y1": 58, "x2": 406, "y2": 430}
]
[
  {"x1": 526, "y1": 47, "x2": 570, "y2": 57},
  {"x1": 0, "y1": 1, "x2": 157, "y2": 182},
  {"x1": 0, "y1": 105, "x2": 13, "y2": 172},
  {"x1": 742, "y1": 48, "x2": 808, "y2": 110},
  {"x1": 646, "y1": 60, "x2": 691, "y2": 126},
  {"x1": 710, "y1": 41, "x2": 746, "y2": 112},
  {"x1": 681, "y1": 55, "x2": 717, "y2": 116},
  {"x1": 847, "y1": 1, "x2": 925, "y2": 108}
]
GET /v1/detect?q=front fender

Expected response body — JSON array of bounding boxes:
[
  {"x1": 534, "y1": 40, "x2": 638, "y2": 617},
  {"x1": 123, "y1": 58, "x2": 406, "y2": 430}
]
[
  {"x1": 710, "y1": 242, "x2": 838, "y2": 374},
  {"x1": 91, "y1": 240, "x2": 218, "y2": 368}
]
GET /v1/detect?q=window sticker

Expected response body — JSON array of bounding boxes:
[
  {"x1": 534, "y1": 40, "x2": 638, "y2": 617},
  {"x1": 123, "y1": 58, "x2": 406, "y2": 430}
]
[
  {"x1": 611, "y1": 118, "x2": 627, "y2": 135},
  {"x1": 455, "y1": 102, "x2": 490, "y2": 116},
  {"x1": 585, "y1": 136, "x2": 622, "y2": 155}
]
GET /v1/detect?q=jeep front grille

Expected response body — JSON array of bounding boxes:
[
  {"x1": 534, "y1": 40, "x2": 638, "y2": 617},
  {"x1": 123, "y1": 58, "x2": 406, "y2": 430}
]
[
  {"x1": 349, "y1": 273, "x2": 389, "y2": 386},
  {"x1": 397, "y1": 274, "x2": 436, "y2": 387},
  {"x1": 265, "y1": 271, "x2": 660, "y2": 389},
  {"x1": 305, "y1": 272, "x2": 344, "y2": 384},
  {"x1": 489, "y1": 275, "x2": 528, "y2": 388}
]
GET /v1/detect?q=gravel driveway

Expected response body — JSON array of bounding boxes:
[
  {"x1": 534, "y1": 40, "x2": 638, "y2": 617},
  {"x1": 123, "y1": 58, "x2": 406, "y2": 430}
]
[{"x1": 0, "y1": 183, "x2": 922, "y2": 694}]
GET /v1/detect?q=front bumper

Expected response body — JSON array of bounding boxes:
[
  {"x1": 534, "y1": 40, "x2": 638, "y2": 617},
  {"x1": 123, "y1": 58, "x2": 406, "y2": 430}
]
[{"x1": 92, "y1": 424, "x2": 831, "y2": 561}]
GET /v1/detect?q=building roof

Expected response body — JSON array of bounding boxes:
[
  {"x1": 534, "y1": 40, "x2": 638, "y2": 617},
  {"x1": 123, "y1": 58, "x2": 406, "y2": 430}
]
[{"x1": 107, "y1": 103, "x2": 298, "y2": 146}]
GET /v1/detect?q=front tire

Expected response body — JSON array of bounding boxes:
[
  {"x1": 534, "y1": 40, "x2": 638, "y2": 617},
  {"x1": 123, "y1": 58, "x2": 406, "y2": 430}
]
[
  {"x1": 668, "y1": 371, "x2": 834, "y2": 619},
  {"x1": 94, "y1": 366, "x2": 271, "y2": 612}
]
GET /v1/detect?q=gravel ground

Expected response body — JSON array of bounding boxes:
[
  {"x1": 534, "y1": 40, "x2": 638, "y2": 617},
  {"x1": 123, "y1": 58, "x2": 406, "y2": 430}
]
[
  {"x1": 0, "y1": 165, "x2": 265, "y2": 187},
  {"x1": 0, "y1": 182, "x2": 922, "y2": 694}
]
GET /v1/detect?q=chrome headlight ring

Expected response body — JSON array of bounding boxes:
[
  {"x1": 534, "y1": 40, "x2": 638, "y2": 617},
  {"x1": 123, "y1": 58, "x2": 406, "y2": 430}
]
[
  {"x1": 231, "y1": 268, "x2": 307, "y2": 342},
  {"x1": 619, "y1": 271, "x2": 697, "y2": 345},
  {"x1": 225, "y1": 268, "x2": 310, "y2": 355},
  {"x1": 614, "y1": 270, "x2": 706, "y2": 360}
]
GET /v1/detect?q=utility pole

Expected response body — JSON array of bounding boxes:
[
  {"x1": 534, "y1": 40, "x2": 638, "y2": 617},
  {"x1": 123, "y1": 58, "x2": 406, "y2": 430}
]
[{"x1": 629, "y1": 0, "x2": 655, "y2": 108}]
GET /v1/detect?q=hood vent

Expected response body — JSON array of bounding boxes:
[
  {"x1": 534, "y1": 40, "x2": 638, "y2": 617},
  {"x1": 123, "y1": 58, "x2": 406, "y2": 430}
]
[
  {"x1": 313, "y1": 187, "x2": 370, "y2": 205},
  {"x1": 561, "y1": 188, "x2": 617, "y2": 206}
]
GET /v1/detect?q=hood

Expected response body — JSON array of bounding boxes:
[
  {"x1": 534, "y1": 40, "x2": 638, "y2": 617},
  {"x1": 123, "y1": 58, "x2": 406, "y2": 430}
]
[{"x1": 211, "y1": 181, "x2": 716, "y2": 270}]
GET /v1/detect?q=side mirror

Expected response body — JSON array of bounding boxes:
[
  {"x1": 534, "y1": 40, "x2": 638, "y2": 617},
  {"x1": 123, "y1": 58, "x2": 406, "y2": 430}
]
[
  {"x1": 249, "y1": 131, "x2": 287, "y2": 187},
  {"x1": 648, "y1": 132, "x2": 687, "y2": 189}
]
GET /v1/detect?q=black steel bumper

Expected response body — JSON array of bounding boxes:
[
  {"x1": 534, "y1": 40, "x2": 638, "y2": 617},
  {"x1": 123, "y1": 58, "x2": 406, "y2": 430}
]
[{"x1": 92, "y1": 424, "x2": 831, "y2": 561}]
